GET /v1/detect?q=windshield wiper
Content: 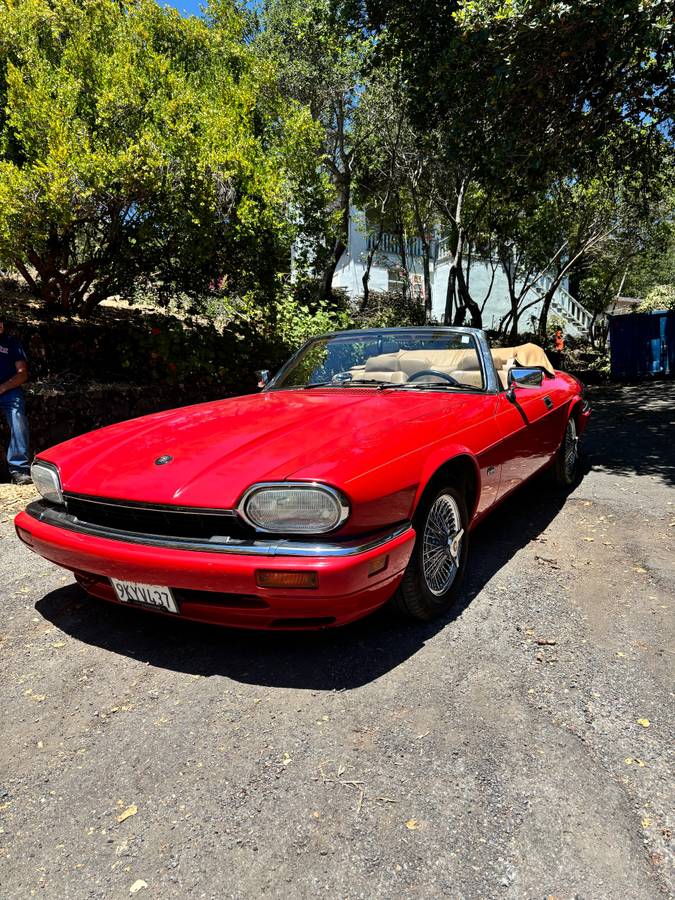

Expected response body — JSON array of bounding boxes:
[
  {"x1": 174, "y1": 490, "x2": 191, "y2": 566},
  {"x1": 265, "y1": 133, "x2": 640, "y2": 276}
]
[
  {"x1": 302, "y1": 379, "x2": 390, "y2": 389},
  {"x1": 297, "y1": 379, "x2": 482, "y2": 393},
  {"x1": 386, "y1": 383, "x2": 484, "y2": 393}
]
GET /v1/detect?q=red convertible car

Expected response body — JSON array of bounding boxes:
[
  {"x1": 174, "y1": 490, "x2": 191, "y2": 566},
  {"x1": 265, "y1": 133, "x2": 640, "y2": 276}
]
[{"x1": 16, "y1": 328, "x2": 590, "y2": 629}]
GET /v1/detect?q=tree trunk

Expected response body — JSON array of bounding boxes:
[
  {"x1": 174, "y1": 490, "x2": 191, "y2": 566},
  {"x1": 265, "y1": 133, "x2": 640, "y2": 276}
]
[
  {"x1": 537, "y1": 284, "x2": 558, "y2": 339},
  {"x1": 508, "y1": 280, "x2": 520, "y2": 342},
  {"x1": 361, "y1": 224, "x2": 383, "y2": 311},
  {"x1": 421, "y1": 239, "x2": 432, "y2": 321},
  {"x1": 456, "y1": 263, "x2": 482, "y2": 327},
  {"x1": 13, "y1": 259, "x2": 38, "y2": 297},
  {"x1": 320, "y1": 235, "x2": 347, "y2": 301},
  {"x1": 320, "y1": 170, "x2": 351, "y2": 301},
  {"x1": 588, "y1": 310, "x2": 598, "y2": 350},
  {"x1": 499, "y1": 309, "x2": 513, "y2": 336},
  {"x1": 444, "y1": 259, "x2": 456, "y2": 325},
  {"x1": 395, "y1": 212, "x2": 409, "y2": 299}
]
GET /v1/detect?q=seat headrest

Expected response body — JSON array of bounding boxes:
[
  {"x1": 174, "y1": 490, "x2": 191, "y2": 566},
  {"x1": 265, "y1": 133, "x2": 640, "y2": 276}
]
[{"x1": 364, "y1": 351, "x2": 404, "y2": 372}]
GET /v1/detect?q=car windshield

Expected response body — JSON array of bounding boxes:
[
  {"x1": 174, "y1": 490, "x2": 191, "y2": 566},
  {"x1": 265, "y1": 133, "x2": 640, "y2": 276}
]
[{"x1": 270, "y1": 330, "x2": 485, "y2": 392}]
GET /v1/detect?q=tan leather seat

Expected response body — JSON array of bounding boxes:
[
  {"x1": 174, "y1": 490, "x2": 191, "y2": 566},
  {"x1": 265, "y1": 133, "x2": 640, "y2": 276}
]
[
  {"x1": 351, "y1": 352, "x2": 407, "y2": 383},
  {"x1": 349, "y1": 341, "x2": 553, "y2": 390},
  {"x1": 407, "y1": 349, "x2": 484, "y2": 387},
  {"x1": 446, "y1": 368, "x2": 484, "y2": 388},
  {"x1": 354, "y1": 348, "x2": 486, "y2": 387}
]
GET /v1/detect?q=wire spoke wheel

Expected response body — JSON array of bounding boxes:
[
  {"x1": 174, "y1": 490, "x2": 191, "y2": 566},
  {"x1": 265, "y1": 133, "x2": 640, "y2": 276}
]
[
  {"x1": 391, "y1": 483, "x2": 468, "y2": 621},
  {"x1": 422, "y1": 493, "x2": 463, "y2": 596}
]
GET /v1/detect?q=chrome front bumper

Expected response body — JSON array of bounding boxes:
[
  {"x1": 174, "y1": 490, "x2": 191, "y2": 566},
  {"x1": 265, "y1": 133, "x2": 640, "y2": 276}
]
[{"x1": 23, "y1": 501, "x2": 412, "y2": 559}]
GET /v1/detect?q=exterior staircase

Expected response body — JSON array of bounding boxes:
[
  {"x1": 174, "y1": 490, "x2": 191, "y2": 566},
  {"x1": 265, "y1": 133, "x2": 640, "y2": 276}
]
[{"x1": 533, "y1": 274, "x2": 593, "y2": 337}]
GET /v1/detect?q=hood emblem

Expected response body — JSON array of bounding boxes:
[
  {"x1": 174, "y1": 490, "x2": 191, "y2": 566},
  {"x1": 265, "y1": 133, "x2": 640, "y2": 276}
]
[{"x1": 154, "y1": 454, "x2": 173, "y2": 466}]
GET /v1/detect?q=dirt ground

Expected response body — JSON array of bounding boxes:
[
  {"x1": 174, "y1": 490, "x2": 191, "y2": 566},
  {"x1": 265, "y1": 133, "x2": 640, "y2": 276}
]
[{"x1": 0, "y1": 382, "x2": 673, "y2": 900}]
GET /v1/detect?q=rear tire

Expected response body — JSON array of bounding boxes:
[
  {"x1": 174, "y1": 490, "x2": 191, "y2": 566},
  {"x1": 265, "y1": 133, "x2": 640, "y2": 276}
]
[
  {"x1": 390, "y1": 484, "x2": 469, "y2": 621},
  {"x1": 553, "y1": 416, "x2": 580, "y2": 487}
]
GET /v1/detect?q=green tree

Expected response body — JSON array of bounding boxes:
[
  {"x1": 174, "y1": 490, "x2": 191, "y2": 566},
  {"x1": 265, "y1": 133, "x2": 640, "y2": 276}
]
[
  {"x1": 0, "y1": 0, "x2": 319, "y2": 315},
  {"x1": 360, "y1": 1, "x2": 674, "y2": 334},
  {"x1": 637, "y1": 284, "x2": 675, "y2": 312},
  {"x1": 364, "y1": 0, "x2": 673, "y2": 196},
  {"x1": 256, "y1": 0, "x2": 371, "y2": 299},
  {"x1": 352, "y1": 65, "x2": 492, "y2": 325},
  {"x1": 623, "y1": 215, "x2": 675, "y2": 299}
]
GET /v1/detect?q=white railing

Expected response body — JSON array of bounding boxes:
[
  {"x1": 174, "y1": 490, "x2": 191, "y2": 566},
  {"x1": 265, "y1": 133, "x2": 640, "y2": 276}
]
[
  {"x1": 367, "y1": 232, "x2": 434, "y2": 260},
  {"x1": 437, "y1": 236, "x2": 451, "y2": 260},
  {"x1": 536, "y1": 274, "x2": 593, "y2": 331},
  {"x1": 436, "y1": 238, "x2": 495, "y2": 265}
]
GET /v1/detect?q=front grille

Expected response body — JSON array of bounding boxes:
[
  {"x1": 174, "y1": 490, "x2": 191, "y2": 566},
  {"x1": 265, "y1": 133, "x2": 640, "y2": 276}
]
[
  {"x1": 172, "y1": 588, "x2": 268, "y2": 609},
  {"x1": 64, "y1": 494, "x2": 256, "y2": 542}
]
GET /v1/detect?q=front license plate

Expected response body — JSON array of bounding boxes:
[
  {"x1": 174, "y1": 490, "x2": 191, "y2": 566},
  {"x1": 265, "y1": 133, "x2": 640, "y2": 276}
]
[{"x1": 110, "y1": 579, "x2": 179, "y2": 615}]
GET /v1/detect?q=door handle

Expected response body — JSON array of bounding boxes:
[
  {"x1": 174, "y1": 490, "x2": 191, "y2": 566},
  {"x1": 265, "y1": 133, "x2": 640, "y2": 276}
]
[{"x1": 543, "y1": 396, "x2": 554, "y2": 410}]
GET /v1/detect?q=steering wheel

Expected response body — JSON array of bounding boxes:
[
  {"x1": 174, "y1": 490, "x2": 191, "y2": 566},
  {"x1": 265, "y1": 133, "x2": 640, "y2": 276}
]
[{"x1": 408, "y1": 369, "x2": 460, "y2": 386}]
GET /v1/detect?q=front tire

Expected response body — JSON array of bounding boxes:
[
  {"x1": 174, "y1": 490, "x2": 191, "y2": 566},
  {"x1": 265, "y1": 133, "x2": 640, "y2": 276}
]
[
  {"x1": 391, "y1": 484, "x2": 469, "y2": 621},
  {"x1": 553, "y1": 416, "x2": 580, "y2": 487}
]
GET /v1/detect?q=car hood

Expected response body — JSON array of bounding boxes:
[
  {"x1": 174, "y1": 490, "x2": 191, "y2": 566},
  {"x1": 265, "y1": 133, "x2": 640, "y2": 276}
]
[{"x1": 43, "y1": 389, "x2": 480, "y2": 509}]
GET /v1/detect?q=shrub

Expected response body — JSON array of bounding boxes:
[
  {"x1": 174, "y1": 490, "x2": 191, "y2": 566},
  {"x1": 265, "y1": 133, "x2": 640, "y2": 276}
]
[{"x1": 637, "y1": 284, "x2": 675, "y2": 312}]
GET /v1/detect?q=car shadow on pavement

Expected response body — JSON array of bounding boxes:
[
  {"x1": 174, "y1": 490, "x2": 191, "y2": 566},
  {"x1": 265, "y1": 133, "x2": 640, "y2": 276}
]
[
  {"x1": 35, "y1": 479, "x2": 570, "y2": 690},
  {"x1": 585, "y1": 381, "x2": 675, "y2": 485}
]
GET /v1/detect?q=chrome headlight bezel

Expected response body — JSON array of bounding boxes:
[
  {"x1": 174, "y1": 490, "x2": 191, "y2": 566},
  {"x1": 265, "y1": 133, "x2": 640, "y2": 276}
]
[
  {"x1": 31, "y1": 459, "x2": 64, "y2": 505},
  {"x1": 238, "y1": 482, "x2": 350, "y2": 534}
]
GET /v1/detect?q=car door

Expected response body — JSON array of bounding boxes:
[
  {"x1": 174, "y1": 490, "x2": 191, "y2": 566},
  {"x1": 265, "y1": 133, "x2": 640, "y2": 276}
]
[{"x1": 495, "y1": 376, "x2": 565, "y2": 498}]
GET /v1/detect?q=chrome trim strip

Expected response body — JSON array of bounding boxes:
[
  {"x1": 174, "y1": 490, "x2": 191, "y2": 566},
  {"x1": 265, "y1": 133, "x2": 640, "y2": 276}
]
[
  {"x1": 63, "y1": 493, "x2": 237, "y2": 517},
  {"x1": 237, "y1": 482, "x2": 351, "y2": 534},
  {"x1": 25, "y1": 501, "x2": 412, "y2": 558}
]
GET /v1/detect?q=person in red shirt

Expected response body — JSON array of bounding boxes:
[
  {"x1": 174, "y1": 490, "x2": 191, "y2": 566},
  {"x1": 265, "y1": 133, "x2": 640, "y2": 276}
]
[
  {"x1": 0, "y1": 313, "x2": 31, "y2": 485},
  {"x1": 554, "y1": 327, "x2": 565, "y2": 352}
]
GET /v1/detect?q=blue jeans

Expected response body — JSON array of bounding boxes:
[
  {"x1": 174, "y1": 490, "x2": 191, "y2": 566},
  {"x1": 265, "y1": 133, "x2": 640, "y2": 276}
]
[{"x1": 0, "y1": 388, "x2": 30, "y2": 475}]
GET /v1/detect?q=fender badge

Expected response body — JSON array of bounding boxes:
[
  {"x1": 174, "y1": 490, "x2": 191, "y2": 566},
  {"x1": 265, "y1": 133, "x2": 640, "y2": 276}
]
[{"x1": 155, "y1": 455, "x2": 173, "y2": 466}]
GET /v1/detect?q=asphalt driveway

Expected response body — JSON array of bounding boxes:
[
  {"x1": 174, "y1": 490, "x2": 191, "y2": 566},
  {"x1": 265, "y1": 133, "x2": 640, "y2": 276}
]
[{"x1": 1, "y1": 381, "x2": 673, "y2": 899}]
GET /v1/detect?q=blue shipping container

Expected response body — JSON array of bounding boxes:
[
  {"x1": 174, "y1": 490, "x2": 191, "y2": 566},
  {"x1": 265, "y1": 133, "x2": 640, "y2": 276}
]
[{"x1": 609, "y1": 310, "x2": 675, "y2": 380}]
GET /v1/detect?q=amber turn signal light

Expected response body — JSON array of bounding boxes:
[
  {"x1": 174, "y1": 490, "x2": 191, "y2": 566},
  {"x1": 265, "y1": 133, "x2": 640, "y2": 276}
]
[
  {"x1": 255, "y1": 570, "x2": 319, "y2": 589},
  {"x1": 368, "y1": 555, "x2": 389, "y2": 577}
]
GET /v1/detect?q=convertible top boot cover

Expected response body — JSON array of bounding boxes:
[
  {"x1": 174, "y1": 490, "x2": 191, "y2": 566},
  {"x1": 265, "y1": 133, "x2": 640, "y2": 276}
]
[{"x1": 490, "y1": 343, "x2": 556, "y2": 375}]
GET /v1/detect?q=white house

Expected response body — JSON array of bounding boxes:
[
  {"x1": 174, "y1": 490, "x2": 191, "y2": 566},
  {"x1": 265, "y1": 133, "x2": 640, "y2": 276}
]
[{"x1": 332, "y1": 209, "x2": 593, "y2": 336}]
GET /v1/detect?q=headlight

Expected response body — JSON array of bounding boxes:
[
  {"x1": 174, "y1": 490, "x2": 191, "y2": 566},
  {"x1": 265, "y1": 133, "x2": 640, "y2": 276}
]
[
  {"x1": 239, "y1": 483, "x2": 350, "y2": 534},
  {"x1": 31, "y1": 460, "x2": 64, "y2": 505}
]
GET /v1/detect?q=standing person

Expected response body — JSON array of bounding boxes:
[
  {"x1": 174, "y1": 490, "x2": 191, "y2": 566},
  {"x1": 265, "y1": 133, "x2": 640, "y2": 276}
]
[
  {"x1": 550, "y1": 326, "x2": 565, "y2": 369},
  {"x1": 0, "y1": 313, "x2": 31, "y2": 484}
]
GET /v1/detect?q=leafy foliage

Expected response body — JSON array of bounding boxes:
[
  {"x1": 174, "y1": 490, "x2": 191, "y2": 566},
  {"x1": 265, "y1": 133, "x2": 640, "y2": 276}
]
[
  {"x1": 256, "y1": 0, "x2": 371, "y2": 297},
  {"x1": 365, "y1": 0, "x2": 673, "y2": 195},
  {"x1": 637, "y1": 284, "x2": 675, "y2": 312},
  {"x1": 623, "y1": 216, "x2": 675, "y2": 299},
  {"x1": 0, "y1": 0, "x2": 320, "y2": 314}
]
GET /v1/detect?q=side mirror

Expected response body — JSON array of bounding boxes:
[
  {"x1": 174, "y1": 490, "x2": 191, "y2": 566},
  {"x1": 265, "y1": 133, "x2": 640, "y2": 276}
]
[
  {"x1": 256, "y1": 369, "x2": 271, "y2": 390},
  {"x1": 507, "y1": 367, "x2": 544, "y2": 389}
]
